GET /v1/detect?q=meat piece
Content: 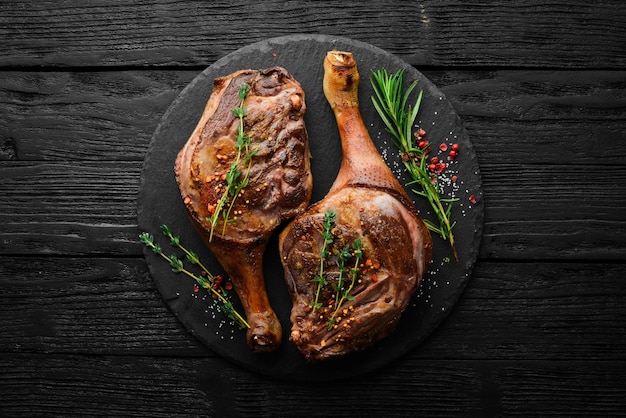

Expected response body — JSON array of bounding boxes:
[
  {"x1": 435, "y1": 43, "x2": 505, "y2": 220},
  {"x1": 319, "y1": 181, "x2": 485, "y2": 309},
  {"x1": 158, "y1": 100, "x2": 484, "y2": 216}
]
[
  {"x1": 279, "y1": 51, "x2": 432, "y2": 361},
  {"x1": 175, "y1": 67, "x2": 312, "y2": 352}
]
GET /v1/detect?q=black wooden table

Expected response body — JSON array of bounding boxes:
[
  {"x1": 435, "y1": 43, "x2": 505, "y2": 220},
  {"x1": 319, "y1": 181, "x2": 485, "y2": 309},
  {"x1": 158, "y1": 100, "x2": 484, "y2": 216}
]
[{"x1": 1, "y1": 2, "x2": 625, "y2": 416}]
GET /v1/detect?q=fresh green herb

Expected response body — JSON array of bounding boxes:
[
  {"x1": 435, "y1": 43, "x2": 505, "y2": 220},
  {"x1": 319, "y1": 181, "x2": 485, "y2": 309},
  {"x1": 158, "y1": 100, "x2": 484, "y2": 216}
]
[
  {"x1": 370, "y1": 68, "x2": 458, "y2": 261},
  {"x1": 311, "y1": 210, "x2": 336, "y2": 312},
  {"x1": 333, "y1": 246, "x2": 351, "y2": 309},
  {"x1": 207, "y1": 82, "x2": 258, "y2": 241},
  {"x1": 307, "y1": 211, "x2": 369, "y2": 328},
  {"x1": 327, "y1": 239, "x2": 363, "y2": 329},
  {"x1": 140, "y1": 225, "x2": 249, "y2": 329}
]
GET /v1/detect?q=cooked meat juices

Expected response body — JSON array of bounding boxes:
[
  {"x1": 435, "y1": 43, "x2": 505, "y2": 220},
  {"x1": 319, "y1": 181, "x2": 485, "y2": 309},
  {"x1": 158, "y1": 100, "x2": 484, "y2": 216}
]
[
  {"x1": 175, "y1": 67, "x2": 312, "y2": 352},
  {"x1": 279, "y1": 51, "x2": 432, "y2": 360}
]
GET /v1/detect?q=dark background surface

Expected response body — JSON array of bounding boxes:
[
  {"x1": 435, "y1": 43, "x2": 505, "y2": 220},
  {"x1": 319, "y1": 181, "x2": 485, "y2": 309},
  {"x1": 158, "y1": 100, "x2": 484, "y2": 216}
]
[{"x1": 1, "y1": 1, "x2": 625, "y2": 416}]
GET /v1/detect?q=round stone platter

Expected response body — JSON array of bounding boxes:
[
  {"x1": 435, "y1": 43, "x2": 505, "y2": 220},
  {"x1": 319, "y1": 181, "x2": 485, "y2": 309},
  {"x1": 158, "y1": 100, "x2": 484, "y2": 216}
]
[{"x1": 138, "y1": 34, "x2": 483, "y2": 381}]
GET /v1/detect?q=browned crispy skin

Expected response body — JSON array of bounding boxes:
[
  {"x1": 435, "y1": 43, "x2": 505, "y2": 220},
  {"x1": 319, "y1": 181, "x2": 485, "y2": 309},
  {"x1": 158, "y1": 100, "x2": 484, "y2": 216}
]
[
  {"x1": 175, "y1": 67, "x2": 312, "y2": 351},
  {"x1": 279, "y1": 51, "x2": 431, "y2": 360}
]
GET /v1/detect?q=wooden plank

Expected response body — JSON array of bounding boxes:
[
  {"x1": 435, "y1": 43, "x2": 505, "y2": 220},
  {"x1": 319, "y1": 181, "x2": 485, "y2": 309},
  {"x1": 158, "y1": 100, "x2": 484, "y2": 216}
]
[
  {"x1": 0, "y1": 257, "x2": 206, "y2": 356},
  {"x1": 2, "y1": 70, "x2": 624, "y2": 163},
  {"x1": 480, "y1": 163, "x2": 626, "y2": 260},
  {"x1": 421, "y1": 261, "x2": 626, "y2": 360},
  {"x1": 0, "y1": 353, "x2": 624, "y2": 416},
  {"x1": 0, "y1": 70, "x2": 195, "y2": 161},
  {"x1": 1, "y1": 1, "x2": 625, "y2": 68},
  {"x1": 0, "y1": 161, "x2": 140, "y2": 226},
  {"x1": 2, "y1": 160, "x2": 624, "y2": 259},
  {"x1": 425, "y1": 70, "x2": 626, "y2": 165},
  {"x1": 0, "y1": 354, "x2": 216, "y2": 417},
  {"x1": 1, "y1": 257, "x2": 624, "y2": 361}
]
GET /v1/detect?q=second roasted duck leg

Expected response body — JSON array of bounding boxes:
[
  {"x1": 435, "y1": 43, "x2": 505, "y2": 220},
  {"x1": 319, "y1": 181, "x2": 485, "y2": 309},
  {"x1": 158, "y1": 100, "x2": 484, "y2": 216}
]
[{"x1": 279, "y1": 51, "x2": 432, "y2": 360}]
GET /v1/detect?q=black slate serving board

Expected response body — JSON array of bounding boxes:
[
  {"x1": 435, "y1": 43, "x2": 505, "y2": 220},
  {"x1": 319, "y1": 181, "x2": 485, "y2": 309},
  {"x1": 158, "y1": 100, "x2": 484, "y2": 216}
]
[{"x1": 138, "y1": 34, "x2": 483, "y2": 381}]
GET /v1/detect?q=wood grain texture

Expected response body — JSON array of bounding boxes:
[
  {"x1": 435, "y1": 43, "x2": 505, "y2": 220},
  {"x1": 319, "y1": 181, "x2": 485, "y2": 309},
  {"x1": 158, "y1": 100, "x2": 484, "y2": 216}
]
[
  {"x1": 1, "y1": 354, "x2": 624, "y2": 417},
  {"x1": 0, "y1": 71, "x2": 192, "y2": 161},
  {"x1": 3, "y1": 70, "x2": 624, "y2": 163},
  {"x1": 1, "y1": 1, "x2": 625, "y2": 415},
  {"x1": 1, "y1": 258, "x2": 624, "y2": 362},
  {"x1": 1, "y1": 1, "x2": 625, "y2": 68},
  {"x1": 1, "y1": 70, "x2": 624, "y2": 260},
  {"x1": 1, "y1": 160, "x2": 624, "y2": 259}
]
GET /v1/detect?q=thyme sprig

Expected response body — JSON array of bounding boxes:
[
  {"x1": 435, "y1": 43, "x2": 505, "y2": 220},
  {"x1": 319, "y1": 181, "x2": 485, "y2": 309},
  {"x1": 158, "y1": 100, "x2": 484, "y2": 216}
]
[
  {"x1": 332, "y1": 246, "x2": 351, "y2": 310},
  {"x1": 370, "y1": 68, "x2": 458, "y2": 261},
  {"x1": 307, "y1": 210, "x2": 368, "y2": 329},
  {"x1": 311, "y1": 210, "x2": 336, "y2": 312},
  {"x1": 140, "y1": 225, "x2": 250, "y2": 329},
  {"x1": 327, "y1": 238, "x2": 363, "y2": 330},
  {"x1": 208, "y1": 82, "x2": 258, "y2": 241}
]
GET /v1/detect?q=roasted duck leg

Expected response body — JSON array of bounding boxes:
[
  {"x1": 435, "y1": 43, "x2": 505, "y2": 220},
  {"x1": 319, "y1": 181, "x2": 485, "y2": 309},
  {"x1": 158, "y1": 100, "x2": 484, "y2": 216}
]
[
  {"x1": 176, "y1": 67, "x2": 312, "y2": 351},
  {"x1": 279, "y1": 51, "x2": 432, "y2": 360}
]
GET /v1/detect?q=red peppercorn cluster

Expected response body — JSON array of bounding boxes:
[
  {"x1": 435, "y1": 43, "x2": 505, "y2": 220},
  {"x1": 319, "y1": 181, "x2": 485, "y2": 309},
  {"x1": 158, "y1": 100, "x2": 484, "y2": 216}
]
[
  {"x1": 414, "y1": 129, "x2": 460, "y2": 176},
  {"x1": 199, "y1": 271, "x2": 233, "y2": 296},
  {"x1": 212, "y1": 274, "x2": 224, "y2": 289},
  {"x1": 213, "y1": 274, "x2": 233, "y2": 291}
]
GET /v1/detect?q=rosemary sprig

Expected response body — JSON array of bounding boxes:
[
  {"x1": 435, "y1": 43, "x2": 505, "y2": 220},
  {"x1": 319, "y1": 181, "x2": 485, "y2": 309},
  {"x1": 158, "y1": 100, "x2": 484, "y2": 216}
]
[
  {"x1": 311, "y1": 210, "x2": 336, "y2": 312},
  {"x1": 140, "y1": 225, "x2": 250, "y2": 329},
  {"x1": 207, "y1": 82, "x2": 258, "y2": 241},
  {"x1": 328, "y1": 239, "x2": 363, "y2": 329},
  {"x1": 370, "y1": 68, "x2": 458, "y2": 261}
]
